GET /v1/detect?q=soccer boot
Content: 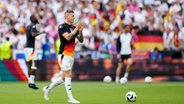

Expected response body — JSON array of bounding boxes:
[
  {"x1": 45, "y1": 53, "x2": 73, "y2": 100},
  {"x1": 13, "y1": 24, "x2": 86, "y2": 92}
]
[
  {"x1": 68, "y1": 98, "x2": 80, "y2": 103},
  {"x1": 43, "y1": 86, "x2": 49, "y2": 101},
  {"x1": 28, "y1": 83, "x2": 39, "y2": 89}
]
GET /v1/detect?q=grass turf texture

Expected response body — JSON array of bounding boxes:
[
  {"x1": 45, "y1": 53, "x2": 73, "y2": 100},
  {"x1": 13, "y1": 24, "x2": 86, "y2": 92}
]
[{"x1": 0, "y1": 81, "x2": 184, "y2": 104}]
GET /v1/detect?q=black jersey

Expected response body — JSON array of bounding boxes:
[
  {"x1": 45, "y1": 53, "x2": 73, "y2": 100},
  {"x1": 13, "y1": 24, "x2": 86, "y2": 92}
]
[
  {"x1": 58, "y1": 23, "x2": 78, "y2": 57},
  {"x1": 25, "y1": 23, "x2": 38, "y2": 48}
]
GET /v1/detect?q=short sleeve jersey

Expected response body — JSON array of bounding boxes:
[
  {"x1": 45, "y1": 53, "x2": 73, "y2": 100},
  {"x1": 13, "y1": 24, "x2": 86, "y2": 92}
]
[
  {"x1": 117, "y1": 32, "x2": 132, "y2": 55},
  {"x1": 25, "y1": 23, "x2": 38, "y2": 48},
  {"x1": 58, "y1": 23, "x2": 77, "y2": 57}
]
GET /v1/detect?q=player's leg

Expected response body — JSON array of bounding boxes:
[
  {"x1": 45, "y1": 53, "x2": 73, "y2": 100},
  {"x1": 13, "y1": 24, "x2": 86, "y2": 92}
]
[
  {"x1": 43, "y1": 75, "x2": 64, "y2": 101},
  {"x1": 43, "y1": 55, "x2": 65, "y2": 101},
  {"x1": 62, "y1": 56, "x2": 80, "y2": 103},
  {"x1": 26, "y1": 60, "x2": 31, "y2": 77},
  {"x1": 43, "y1": 71, "x2": 64, "y2": 100},
  {"x1": 28, "y1": 65, "x2": 39, "y2": 89},
  {"x1": 31, "y1": 59, "x2": 37, "y2": 69},
  {"x1": 46, "y1": 55, "x2": 65, "y2": 90},
  {"x1": 124, "y1": 58, "x2": 133, "y2": 78},
  {"x1": 24, "y1": 48, "x2": 38, "y2": 89},
  {"x1": 115, "y1": 62, "x2": 124, "y2": 83},
  {"x1": 51, "y1": 71, "x2": 63, "y2": 82},
  {"x1": 29, "y1": 53, "x2": 39, "y2": 89},
  {"x1": 64, "y1": 70, "x2": 80, "y2": 103}
]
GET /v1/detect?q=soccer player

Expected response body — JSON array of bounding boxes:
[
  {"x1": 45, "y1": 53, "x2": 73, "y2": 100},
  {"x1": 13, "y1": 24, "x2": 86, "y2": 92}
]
[
  {"x1": 43, "y1": 10, "x2": 83, "y2": 103},
  {"x1": 24, "y1": 14, "x2": 45, "y2": 89},
  {"x1": 115, "y1": 23, "x2": 133, "y2": 83}
]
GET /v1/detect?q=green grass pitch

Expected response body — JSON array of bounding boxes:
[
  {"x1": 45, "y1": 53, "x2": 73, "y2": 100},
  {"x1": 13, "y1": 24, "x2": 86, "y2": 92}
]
[{"x1": 0, "y1": 81, "x2": 184, "y2": 104}]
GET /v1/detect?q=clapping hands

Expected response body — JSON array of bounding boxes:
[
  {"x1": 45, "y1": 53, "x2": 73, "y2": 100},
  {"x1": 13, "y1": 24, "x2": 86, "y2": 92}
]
[{"x1": 76, "y1": 21, "x2": 84, "y2": 32}]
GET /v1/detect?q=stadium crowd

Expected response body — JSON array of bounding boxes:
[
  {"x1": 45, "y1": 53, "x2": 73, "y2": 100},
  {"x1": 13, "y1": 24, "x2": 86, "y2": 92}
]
[{"x1": 0, "y1": 0, "x2": 184, "y2": 60}]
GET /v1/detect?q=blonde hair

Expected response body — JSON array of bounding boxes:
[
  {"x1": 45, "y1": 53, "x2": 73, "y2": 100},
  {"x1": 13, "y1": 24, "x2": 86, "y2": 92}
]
[{"x1": 64, "y1": 10, "x2": 74, "y2": 18}]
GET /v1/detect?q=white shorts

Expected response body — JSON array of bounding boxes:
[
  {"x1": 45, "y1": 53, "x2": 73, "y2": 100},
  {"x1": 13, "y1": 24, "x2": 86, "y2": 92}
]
[
  {"x1": 58, "y1": 54, "x2": 74, "y2": 71},
  {"x1": 24, "y1": 48, "x2": 35, "y2": 61}
]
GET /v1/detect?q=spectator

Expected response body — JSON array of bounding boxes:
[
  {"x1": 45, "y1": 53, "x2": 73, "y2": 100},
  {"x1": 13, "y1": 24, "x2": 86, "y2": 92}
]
[
  {"x1": 108, "y1": 39, "x2": 117, "y2": 60},
  {"x1": 131, "y1": 25, "x2": 139, "y2": 49},
  {"x1": 129, "y1": 1, "x2": 139, "y2": 13},
  {"x1": 0, "y1": 0, "x2": 183, "y2": 60},
  {"x1": 42, "y1": 36, "x2": 51, "y2": 59},
  {"x1": 0, "y1": 37, "x2": 13, "y2": 60},
  {"x1": 150, "y1": 47, "x2": 163, "y2": 60},
  {"x1": 98, "y1": 39, "x2": 110, "y2": 59},
  {"x1": 168, "y1": 25, "x2": 183, "y2": 50},
  {"x1": 16, "y1": 27, "x2": 26, "y2": 50},
  {"x1": 168, "y1": 25, "x2": 183, "y2": 59},
  {"x1": 163, "y1": 26, "x2": 172, "y2": 50},
  {"x1": 47, "y1": 23, "x2": 59, "y2": 41}
]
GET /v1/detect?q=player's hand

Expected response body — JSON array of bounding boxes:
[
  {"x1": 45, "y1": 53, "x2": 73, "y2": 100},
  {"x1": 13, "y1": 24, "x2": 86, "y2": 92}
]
[
  {"x1": 78, "y1": 22, "x2": 84, "y2": 32},
  {"x1": 76, "y1": 21, "x2": 84, "y2": 30},
  {"x1": 75, "y1": 22, "x2": 81, "y2": 30},
  {"x1": 79, "y1": 22, "x2": 84, "y2": 31}
]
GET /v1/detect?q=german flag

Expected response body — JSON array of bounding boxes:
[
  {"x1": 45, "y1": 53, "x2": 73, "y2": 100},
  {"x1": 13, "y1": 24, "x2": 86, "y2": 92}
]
[{"x1": 134, "y1": 31, "x2": 164, "y2": 50}]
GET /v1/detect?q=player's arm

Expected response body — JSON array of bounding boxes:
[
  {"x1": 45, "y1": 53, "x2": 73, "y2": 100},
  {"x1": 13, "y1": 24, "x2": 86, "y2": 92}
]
[
  {"x1": 116, "y1": 36, "x2": 121, "y2": 54},
  {"x1": 62, "y1": 27, "x2": 79, "y2": 41},
  {"x1": 31, "y1": 31, "x2": 46, "y2": 37},
  {"x1": 76, "y1": 22, "x2": 84, "y2": 43},
  {"x1": 116, "y1": 36, "x2": 121, "y2": 59},
  {"x1": 62, "y1": 22, "x2": 83, "y2": 41},
  {"x1": 31, "y1": 24, "x2": 46, "y2": 37}
]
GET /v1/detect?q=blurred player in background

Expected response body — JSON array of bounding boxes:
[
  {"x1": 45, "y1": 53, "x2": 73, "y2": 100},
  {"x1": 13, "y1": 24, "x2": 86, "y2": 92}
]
[
  {"x1": 43, "y1": 10, "x2": 84, "y2": 103},
  {"x1": 115, "y1": 23, "x2": 133, "y2": 83},
  {"x1": 24, "y1": 14, "x2": 46, "y2": 89}
]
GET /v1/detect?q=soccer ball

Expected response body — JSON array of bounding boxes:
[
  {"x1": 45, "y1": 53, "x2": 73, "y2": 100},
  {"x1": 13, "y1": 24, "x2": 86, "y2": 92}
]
[
  {"x1": 125, "y1": 91, "x2": 137, "y2": 102},
  {"x1": 103, "y1": 76, "x2": 112, "y2": 83},
  {"x1": 144, "y1": 76, "x2": 152, "y2": 84},
  {"x1": 120, "y1": 77, "x2": 127, "y2": 85}
]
